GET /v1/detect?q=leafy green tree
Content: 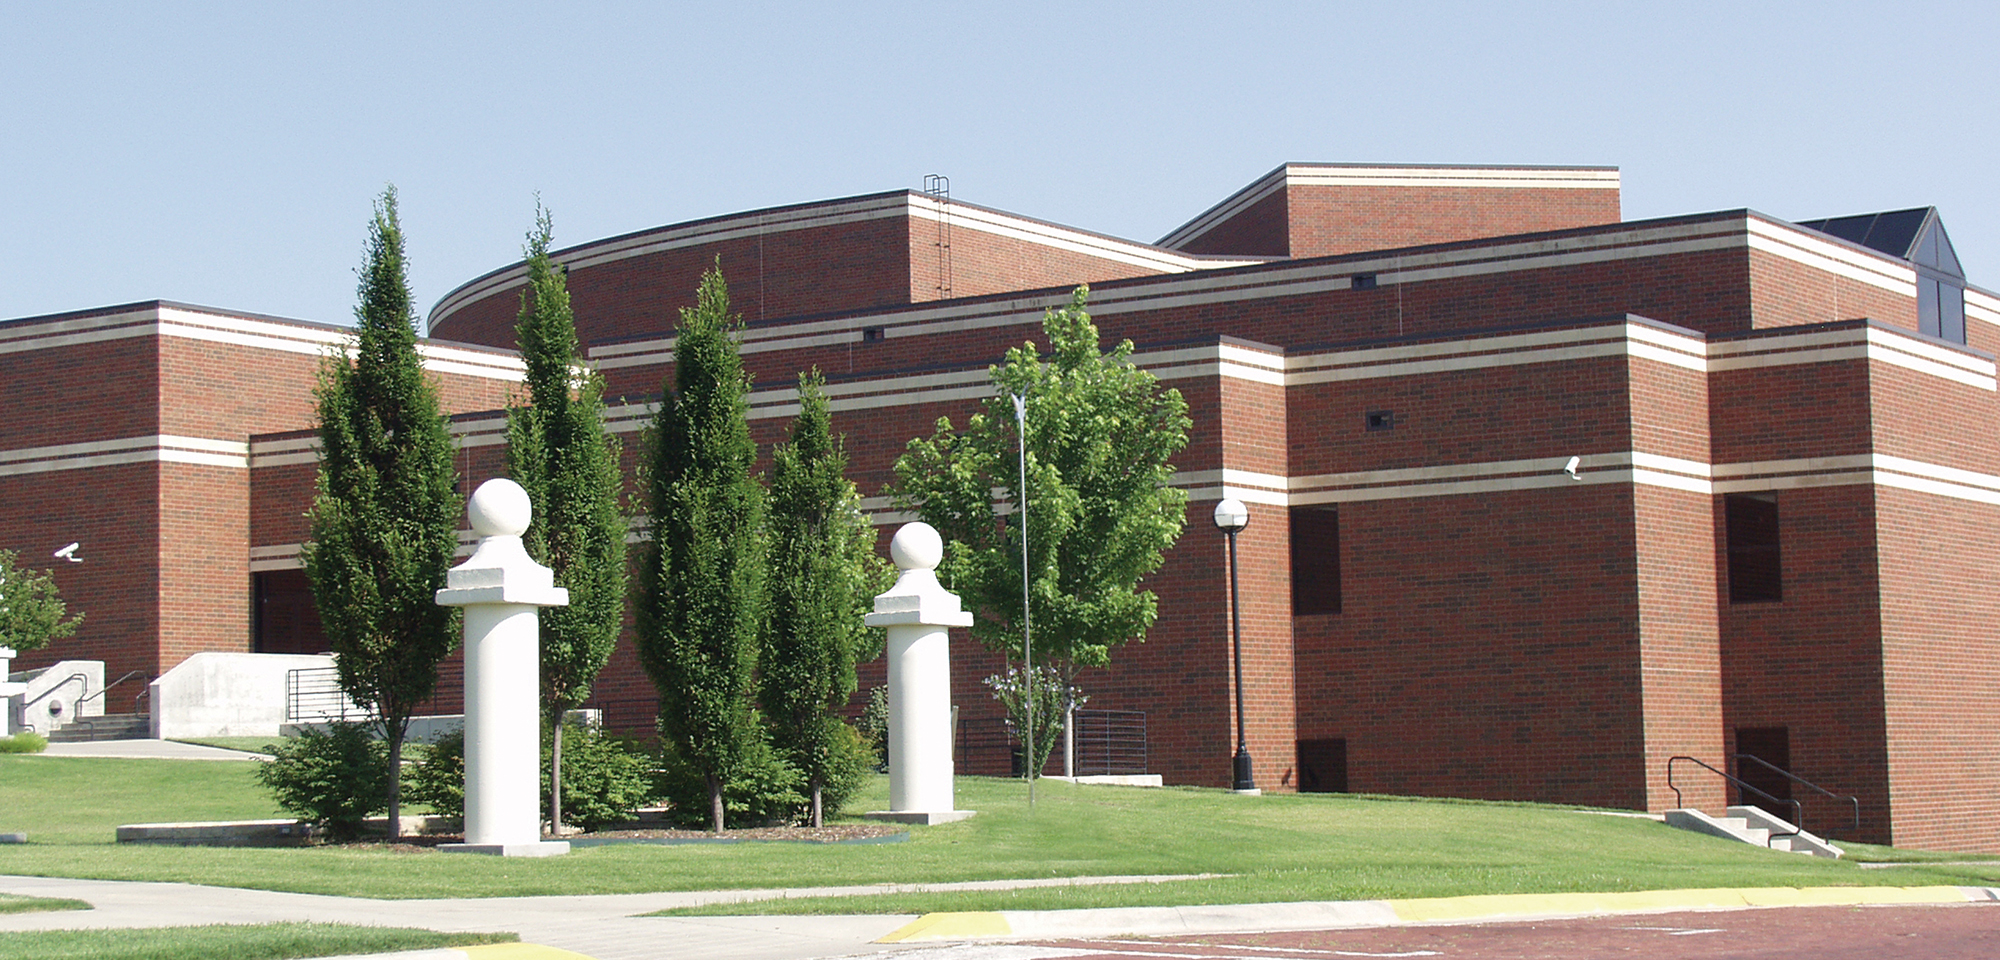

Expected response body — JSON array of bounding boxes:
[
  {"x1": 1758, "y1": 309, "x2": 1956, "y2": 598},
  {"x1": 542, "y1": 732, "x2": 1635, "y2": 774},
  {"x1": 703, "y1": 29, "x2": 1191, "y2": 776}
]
[
  {"x1": 505, "y1": 205, "x2": 628, "y2": 833},
  {"x1": 301, "y1": 186, "x2": 462, "y2": 834},
  {"x1": 890, "y1": 285, "x2": 1191, "y2": 776},
  {"x1": 634, "y1": 265, "x2": 768, "y2": 833},
  {"x1": 0, "y1": 549, "x2": 82, "y2": 652},
  {"x1": 762, "y1": 370, "x2": 884, "y2": 826}
]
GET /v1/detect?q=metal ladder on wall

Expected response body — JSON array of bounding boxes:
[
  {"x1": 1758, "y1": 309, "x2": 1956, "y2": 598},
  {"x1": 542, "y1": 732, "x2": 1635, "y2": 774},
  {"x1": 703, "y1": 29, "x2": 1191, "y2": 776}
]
[{"x1": 924, "y1": 174, "x2": 952, "y2": 301}]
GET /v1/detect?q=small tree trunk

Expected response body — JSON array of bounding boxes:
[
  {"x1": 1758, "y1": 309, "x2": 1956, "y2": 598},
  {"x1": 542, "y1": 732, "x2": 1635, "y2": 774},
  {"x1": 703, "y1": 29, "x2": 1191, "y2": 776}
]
[
  {"x1": 707, "y1": 771, "x2": 725, "y2": 835},
  {"x1": 550, "y1": 721, "x2": 565, "y2": 834},
  {"x1": 386, "y1": 728, "x2": 405, "y2": 840},
  {"x1": 1063, "y1": 699, "x2": 1075, "y2": 778},
  {"x1": 811, "y1": 781, "x2": 824, "y2": 828}
]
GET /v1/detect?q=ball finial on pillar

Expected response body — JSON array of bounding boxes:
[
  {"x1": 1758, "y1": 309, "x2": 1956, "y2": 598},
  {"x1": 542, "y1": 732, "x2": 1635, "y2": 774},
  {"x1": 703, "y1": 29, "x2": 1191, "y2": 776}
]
[
  {"x1": 889, "y1": 521, "x2": 944, "y2": 571},
  {"x1": 467, "y1": 479, "x2": 532, "y2": 538}
]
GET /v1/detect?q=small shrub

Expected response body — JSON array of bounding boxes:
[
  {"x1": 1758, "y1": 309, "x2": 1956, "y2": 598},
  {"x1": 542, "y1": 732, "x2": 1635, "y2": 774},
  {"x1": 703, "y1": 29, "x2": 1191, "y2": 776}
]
[
  {"x1": 0, "y1": 732, "x2": 48, "y2": 754},
  {"x1": 405, "y1": 722, "x2": 654, "y2": 831},
  {"x1": 255, "y1": 722, "x2": 389, "y2": 841},
  {"x1": 655, "y1": 720, "x2": 803, "y2": 829},
  {"x1": 403, "y1": 727, "x2": 465, "y2": 819},
  {"x1": 544, "y1": 721, "x2": 653, "y2": 830},
  {"x1": 817, "y1": 721, "x2": 873, "y2": 819},
  {"x1": 856, "y1": 685, "x2": 889, "y2": 772}
]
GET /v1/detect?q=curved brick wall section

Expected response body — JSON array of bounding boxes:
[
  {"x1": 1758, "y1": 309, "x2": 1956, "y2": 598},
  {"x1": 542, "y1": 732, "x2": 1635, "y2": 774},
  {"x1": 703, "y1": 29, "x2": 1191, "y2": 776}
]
[
  {"x1": 430, "y1": 194, "x2": 1207, "y2": 352},
  {"x1": 906, "y1": 217, "x2": 1186, "y2": 304},
  {"x1": 431, "y1": 215, "x2": 917, "y2": 350}
]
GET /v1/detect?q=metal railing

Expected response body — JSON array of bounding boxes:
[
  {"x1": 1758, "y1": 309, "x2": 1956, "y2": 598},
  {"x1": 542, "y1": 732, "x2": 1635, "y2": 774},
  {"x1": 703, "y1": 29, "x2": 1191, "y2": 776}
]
[
  {"x1": 1070, "y1": 709, "x2": 1148, "y2": 776},
  {"x1": 286, "y1": 667, "x2": 370, "y2": 722},
  {"x1": 955, "y1": 709, "x2": 1150, "y2": 778},
  {"x1": 1735, "y1": 753, "x2": 1860, "y2": 840},
  {"x1": 18, "y1": 672, "x2": 90, "y2": 732},
  {"x1": 1668, "y1": 755, "x2": 1802, "y2": 849},
  {"x1": 67, "y1": 670, "x2": 151, "y2": 740}
]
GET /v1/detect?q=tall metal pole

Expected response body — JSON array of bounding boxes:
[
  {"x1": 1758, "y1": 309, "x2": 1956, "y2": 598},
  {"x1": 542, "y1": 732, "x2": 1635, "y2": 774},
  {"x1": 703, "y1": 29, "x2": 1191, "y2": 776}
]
[
  {"x1": 1208, "y1": 496, "x2": 1256, "y2": 796},
  {"x1": 1012, "y1": 392, "x2": 1034, "y2": 807},
  {"x1": 1227, "y1": 525, "x2": 1255, "y2": 791}
]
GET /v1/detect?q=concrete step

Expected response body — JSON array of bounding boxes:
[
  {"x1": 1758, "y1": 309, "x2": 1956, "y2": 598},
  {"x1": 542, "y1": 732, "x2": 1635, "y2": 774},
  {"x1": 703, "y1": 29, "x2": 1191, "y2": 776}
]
[
  {"x1": 1728, "y1": 804, "x2": 1843, "y2": 859},
  {"x1": 1665, "y1": 809, "x2": 1770, "y2": 849},
  {"x1": 47, "y1": 714, "x2": 150, "y2": 742}
]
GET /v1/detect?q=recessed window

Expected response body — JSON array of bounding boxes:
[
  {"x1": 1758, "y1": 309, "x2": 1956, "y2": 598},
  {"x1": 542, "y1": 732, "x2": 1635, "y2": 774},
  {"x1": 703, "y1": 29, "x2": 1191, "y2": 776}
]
[
  {"x1": 1351, "y1": 274, "x2": 1377, "y2": 290},
  {"x1": 1290, "y1": 506, "x2": 1341, "y2": 615},
  {"x1": 861, "y1": 326, "x2": 886, "y2": 342},
  {"x1": 1296, "y1": 738, "x2": 1348, "y2": 793},
  {"x1": 1726, "y1": 492, "x2": 1782, "y2": 603},
  {"x1": 1365, "y1": 410, "x2": 1394, "y2": 432}
]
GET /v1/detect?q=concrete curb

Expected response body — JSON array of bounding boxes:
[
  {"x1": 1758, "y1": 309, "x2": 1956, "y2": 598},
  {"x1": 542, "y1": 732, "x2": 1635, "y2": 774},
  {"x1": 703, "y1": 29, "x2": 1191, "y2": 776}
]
[
  {"x1": 315, "y1": 947, "x2": 595, "y2": 960},
  {"x1": 877, "y1": 884, "x2": 2000, "y2": 943}
]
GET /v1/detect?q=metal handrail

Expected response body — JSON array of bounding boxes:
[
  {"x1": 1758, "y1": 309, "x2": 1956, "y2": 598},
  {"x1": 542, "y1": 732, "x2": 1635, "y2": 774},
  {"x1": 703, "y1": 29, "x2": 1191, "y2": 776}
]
[
  {"x1": 1667, "y1": 755, "x2": 1803, "y2": 849},
  {"x1": 1735, "y1": 753, "x2": 1860, "y2": 839},
  {"x1": 77, "y1": 669, "x2": 149, "y2": 708},
  {"x1": 19, "y1": 672, "x2": 88, "y2": 710},
  {"x1": 68, "y1": 670, "x2": 152, "y2": 740}
]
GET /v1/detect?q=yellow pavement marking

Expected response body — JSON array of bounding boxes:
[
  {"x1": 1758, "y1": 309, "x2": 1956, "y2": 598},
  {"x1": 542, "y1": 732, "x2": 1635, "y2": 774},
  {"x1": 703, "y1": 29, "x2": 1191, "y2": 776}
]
[
  {"x1": 1391, "y1": 886, "x2": 1976, "y2": 923},
  {"x1": 463, "y1": 944, "x2": 601, "y2": 960},
  {"x1": 877, "y1": 911, "x2": 1013, "y2": 942}
]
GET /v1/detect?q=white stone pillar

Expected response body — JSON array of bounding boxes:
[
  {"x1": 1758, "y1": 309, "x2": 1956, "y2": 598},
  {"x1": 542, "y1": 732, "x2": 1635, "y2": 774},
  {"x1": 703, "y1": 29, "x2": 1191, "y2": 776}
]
[
  {"x1": 0, "y1": 647, "x2": 24, "y2": 737},
  {"x1": 435, "y1": 479, "x2": 571, "y2": 857},
  {"x1": 864, "y1": 522, "x2": 975, "y2": 825}
]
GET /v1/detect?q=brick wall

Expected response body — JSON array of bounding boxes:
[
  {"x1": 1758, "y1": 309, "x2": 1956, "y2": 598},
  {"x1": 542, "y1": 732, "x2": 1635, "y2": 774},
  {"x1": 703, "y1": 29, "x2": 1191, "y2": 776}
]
[
  {"x1": 1284, "y1": 183, "x2": 1622, "y2": 258},
  {"x1": 1717, "y1": 483, "x2": 1890, "y2": 842}
]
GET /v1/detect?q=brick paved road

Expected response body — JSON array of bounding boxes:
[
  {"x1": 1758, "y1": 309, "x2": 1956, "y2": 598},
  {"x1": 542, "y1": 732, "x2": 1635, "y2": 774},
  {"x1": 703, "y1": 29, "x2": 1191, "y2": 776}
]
[{"x1": 929, "y1": 902, "x2": 2000, "y2": 960}]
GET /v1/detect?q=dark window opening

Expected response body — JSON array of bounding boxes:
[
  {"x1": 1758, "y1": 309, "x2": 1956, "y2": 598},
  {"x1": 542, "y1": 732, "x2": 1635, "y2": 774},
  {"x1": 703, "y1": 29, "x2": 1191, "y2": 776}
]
[
  {"x1": 253, "y1": 569, "x2": 331, "y2": 655},
  {"x1": 1297, "y1": 738, "x2": 1348, "y2": 792},
  {"x1": 1290, "y1": 506, "x2": 1342, "y2": 615},
  {"x1": 1365, "y1": 410, "x2": 1394, "y2": 432},
  {"x1": 861, "y1": 326, "x2": 886, "y2": 342},
  {"x1": 1351, "y1": 274, "x2": 1377, "y2": 290},
  {"x1": 1918, "y1": 275, "x2": 1967, "y2": 344},
  {"x1": 1734, "y1": 726, "x2": 1793, "y2": 807},
  {"x1": 1725, "y1": 492, "x2": 1782, "y2": 604}
]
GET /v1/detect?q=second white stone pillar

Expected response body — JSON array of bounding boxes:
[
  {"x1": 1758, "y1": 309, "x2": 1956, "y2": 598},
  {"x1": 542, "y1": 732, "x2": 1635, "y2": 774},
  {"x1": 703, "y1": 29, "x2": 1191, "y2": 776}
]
[{"x1": 865, "y1": 522, "x2": 975, "y2": 825}]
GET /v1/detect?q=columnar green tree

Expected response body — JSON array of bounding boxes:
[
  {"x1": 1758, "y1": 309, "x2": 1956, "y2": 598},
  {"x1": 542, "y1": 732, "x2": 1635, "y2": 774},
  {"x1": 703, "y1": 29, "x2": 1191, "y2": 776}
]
[
  {"x1": 505, "y1": 205, "x2": 628, "y2": 833},
  {"x1": 635, "y1": 266, "x2": 767, "y2": 833},
  {"x1": 762, "y1": 370, "x2": 880, "y2": 826},
  {"x1": 890, "y1": 285, "x2": 1191, "y2": 776},
  {"x1": 0, "y1": 549, "x2": 82, "y2": 652},
  {"x1": 301, "y1": 186, "x2": 462, "y2": 833}
]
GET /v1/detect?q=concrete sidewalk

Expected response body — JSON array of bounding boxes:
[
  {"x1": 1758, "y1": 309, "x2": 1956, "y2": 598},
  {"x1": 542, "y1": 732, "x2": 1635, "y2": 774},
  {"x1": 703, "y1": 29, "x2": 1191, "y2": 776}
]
[
  {"x1": 0, "y1": 874, "x2": 1206, "y2": 960},
  {"x1": 6, "y1": 875, "x2": 1998, "y2": 960},
  {"x1": 36, "y1": 738, "x2": 269, "y2": 761}
]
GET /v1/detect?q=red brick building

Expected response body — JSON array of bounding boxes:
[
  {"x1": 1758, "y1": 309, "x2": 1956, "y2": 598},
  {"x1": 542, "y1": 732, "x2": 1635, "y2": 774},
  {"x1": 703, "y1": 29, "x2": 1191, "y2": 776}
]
[{"x1": 6, "y1": 163, "x2": 1996, "y2": 851}]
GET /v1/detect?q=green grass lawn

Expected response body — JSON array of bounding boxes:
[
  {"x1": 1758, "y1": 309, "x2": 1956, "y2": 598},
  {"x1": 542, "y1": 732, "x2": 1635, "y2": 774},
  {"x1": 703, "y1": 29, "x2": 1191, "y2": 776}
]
[
  {"x1": 3, "y1": 754, "x2": 1997, "y2": 910},
  {"x1": 0, "y1": 923, "x2": 514, "y2": 960},
  {"x1": 0, "y1": 893, "x2": 89, "y2": 914}
]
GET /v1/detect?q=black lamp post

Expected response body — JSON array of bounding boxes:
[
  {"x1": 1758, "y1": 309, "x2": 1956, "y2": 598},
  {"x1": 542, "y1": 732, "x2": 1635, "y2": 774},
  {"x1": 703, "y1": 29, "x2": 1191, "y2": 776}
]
[{"x1": 1213, "y1": 498, "x2": 1257, "y2": 794}]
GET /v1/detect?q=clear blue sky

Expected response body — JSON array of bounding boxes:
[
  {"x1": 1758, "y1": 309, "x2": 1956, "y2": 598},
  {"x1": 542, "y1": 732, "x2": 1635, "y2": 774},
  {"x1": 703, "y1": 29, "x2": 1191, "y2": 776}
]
[{"x1": 5, "y1": 2, "x2": 1995, "y2": 331}]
